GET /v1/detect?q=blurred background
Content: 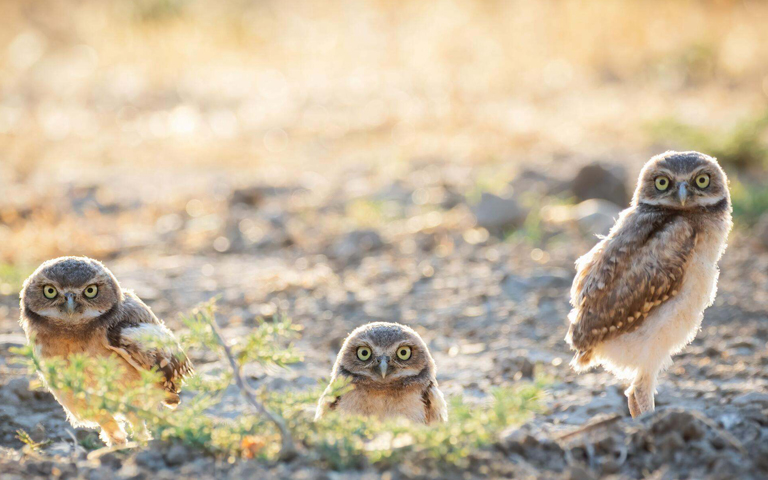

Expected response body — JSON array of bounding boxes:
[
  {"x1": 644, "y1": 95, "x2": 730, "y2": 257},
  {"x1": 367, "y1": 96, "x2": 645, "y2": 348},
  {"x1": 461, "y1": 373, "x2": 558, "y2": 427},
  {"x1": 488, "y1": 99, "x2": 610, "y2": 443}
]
[
  {"x1": 2, "y1": 0, "x2": 768, "y2": 269},
  {"x1": 1, "y1": 1, "x2": 768, "y2": 470},
  {"x1": 3, "y1": 0, "x2": 768, "y2": 343},
  {"x1": 2, "y1": 0, "x2": 768, "y2": 326}
]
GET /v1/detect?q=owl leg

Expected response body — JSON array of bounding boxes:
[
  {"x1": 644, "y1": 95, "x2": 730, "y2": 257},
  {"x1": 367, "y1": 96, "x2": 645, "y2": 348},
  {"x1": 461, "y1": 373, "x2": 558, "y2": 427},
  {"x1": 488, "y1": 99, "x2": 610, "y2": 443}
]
[
  {"x1": 125, "y1": 412, "x2": 152, "y2": 442},
  {"x1": 626, "y1": 371, "x2": 656, "y2": 418},
  {"x1": 98, "y1": 416, "x2": 127, "y2": 446}
]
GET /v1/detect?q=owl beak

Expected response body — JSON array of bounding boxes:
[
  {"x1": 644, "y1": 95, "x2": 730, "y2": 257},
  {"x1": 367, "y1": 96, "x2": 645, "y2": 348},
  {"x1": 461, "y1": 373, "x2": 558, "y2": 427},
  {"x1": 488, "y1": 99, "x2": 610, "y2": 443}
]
[
  {"x1": 64, "y1": 293, "x2": 76, "y2": 314},
  {"x1": 678, "y1": 182, "x2": 689, "y2": 206},
  {"x1": 378, "y1": 356, "x2": 389, "y2": 378}
]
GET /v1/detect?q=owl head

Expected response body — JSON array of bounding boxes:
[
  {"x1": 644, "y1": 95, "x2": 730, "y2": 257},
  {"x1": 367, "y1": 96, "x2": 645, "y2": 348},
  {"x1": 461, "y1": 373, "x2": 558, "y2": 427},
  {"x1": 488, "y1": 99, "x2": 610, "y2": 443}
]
[
  {"x1": 21, "y1": 256, "x2": 123, "y2": 328},
  {"x1": 633, "y1": 151, "x2": 730, "y2": 210},
  {"x1": 333, "y1": 322, "x2": 436, "y2": 386}
]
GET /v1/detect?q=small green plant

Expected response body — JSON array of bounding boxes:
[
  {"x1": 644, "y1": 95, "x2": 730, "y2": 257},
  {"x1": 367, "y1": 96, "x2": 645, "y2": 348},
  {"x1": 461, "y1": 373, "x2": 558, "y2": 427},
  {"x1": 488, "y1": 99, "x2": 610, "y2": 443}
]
[
  {"x1": 16, "y1": 429, "x2": 50, "y2": 452},
  {"x1": 12, "y1": 300, "x2": 544, "y2": 470},
  {"x1": 647, "y1": 112, "x2": 768, "y2": 170},
  {"x1": 78, "y1": 432, "x2": 103, "y2": 451},
  {"x1": 465, "y1": 169, "x2": 513, "y2": 204},
  {"x1": 267, "y1": 378, "x2": 545, "y2": 471},
  {"x1": 345, "y1": 199, "x2": 405, "y2": 227},
  {"x1": 0, "y1": 262, "x2": 32, "y2": 296},
  {"x1": 730, "y1": 178, "x2": 768, "y2": 226},
  {"x1": 12, "y1": 300, "x2": 302, "y2": 458}
]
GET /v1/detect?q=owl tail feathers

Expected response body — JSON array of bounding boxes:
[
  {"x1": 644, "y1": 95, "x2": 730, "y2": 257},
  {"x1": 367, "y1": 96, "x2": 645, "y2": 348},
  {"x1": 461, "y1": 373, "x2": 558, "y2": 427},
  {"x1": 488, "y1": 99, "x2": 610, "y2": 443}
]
[
  {"x1": 163, "y1": 393, "x2": 181, "y2": 409},
  {"x1": 570, "y1": 349, "x2": 596, "y2": 372}
]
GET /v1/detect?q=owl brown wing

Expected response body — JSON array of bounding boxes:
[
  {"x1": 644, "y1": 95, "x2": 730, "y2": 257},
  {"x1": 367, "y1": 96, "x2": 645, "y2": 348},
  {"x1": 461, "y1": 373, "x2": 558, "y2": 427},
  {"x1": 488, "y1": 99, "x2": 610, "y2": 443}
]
[
  {"x1": 566, "y1": 208, "x2": 697, "y2": 357},
  {"x1": 314, "y1": 384, "x2": 339, "y2": 421},
  {"x1": 421, "y1": 381, "x2": 448, "y2": 424},
  {"x1": 106, "y1": 292, "x2": 193, "y2": 402}
]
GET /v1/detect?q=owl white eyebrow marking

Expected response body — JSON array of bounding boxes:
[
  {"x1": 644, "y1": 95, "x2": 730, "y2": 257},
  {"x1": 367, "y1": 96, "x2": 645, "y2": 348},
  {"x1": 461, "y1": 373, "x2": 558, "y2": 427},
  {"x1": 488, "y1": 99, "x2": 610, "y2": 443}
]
[
  {"x1": 653, "y1": 169, "x2": 675, "y2": 178},
  {"x1": 688, "y1": 167, "x2": 711, "y2": 178}
]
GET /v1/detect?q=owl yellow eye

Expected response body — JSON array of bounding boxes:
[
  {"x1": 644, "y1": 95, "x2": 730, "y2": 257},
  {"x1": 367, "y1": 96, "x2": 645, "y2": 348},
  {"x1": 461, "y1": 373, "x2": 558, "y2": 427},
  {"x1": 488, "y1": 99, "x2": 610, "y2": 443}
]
[
  {"x1": 654, "y1": 177, "x2": 670, "y2": 191},
  {"x1": 83, "y1": 285, "x2": 98, "y2": 298},
  {"x1": 396, "y1": 346, "x2": 412, "y2": 360},
  {"x1": 43, "y1": 285, "x2": 58, "y2": 299},
  {"x1": 695, "y1": 174, "x2": 710, "y2": 188},
  {"x1": 357, "y1": 347, "x2": 371, "y2": 361}
]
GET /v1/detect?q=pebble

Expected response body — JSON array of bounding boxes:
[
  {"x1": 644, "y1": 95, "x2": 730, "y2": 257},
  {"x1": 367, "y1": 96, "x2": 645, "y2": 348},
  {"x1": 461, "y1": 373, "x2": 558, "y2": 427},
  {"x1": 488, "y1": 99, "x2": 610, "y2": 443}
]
[
  {"x1": 573, "y1": 199, "x2": 622, "y2": 236},
  {"x1": 570, "y1": 162, "x2": 629, "y2": 207},
  {"x1": 330, "y1": 229, "x2": 384, "y2": 262},
  {"x1": 164, "y1": 444, "x2": 189, "y2": 467},
  {"x1": 472, "y1": 193, "x2": 528, "y2": 230},
  {"x1": 731, "y1": 391, "x2": 768, "y2": 407}
]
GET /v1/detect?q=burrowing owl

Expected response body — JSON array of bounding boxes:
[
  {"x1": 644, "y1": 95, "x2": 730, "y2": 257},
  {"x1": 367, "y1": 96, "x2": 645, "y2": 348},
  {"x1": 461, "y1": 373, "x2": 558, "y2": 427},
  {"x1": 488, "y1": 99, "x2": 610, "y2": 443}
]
[
  {"x1": 315, "y1": 322, "x2": 447, "y2": 424},
  {"x1": 566, "y1": 151, "x2": 732, "y2": 418},
  {"x1": 20, "y1": 256, "x2": 193, "y2": 445}
]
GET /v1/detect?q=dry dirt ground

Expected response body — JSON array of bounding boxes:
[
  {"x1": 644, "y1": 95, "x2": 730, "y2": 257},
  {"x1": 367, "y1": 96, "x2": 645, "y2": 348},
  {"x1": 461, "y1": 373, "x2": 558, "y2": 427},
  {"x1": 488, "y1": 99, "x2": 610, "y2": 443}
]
[
  {"x1": 1, "y1": 159, "x2": 768, "y2": 479},
  {"x1": 1, "y1": 1, "x2": 768, "y2": 479}
]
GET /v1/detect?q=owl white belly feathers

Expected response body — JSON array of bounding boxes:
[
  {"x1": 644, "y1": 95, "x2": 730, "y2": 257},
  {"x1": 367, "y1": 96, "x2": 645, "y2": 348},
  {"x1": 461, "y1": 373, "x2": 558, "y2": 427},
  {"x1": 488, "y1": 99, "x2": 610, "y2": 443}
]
[
  {"x1": 595, "y1": 216, "x2": 730, "y2": 380},
  {"x1": 336, "y1": 386, "x2": 428, "y2": 423}
]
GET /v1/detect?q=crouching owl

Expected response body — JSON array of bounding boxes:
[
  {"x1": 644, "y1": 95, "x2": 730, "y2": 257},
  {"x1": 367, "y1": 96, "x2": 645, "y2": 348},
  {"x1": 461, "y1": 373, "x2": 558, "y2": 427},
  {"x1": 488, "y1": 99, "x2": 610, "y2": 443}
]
[
  {"x1": 315, "y1": 322, "x2": 447, "y2": 424},
  {"x1": 20, "y1": 256, "x2": 193, "y2": 445}
]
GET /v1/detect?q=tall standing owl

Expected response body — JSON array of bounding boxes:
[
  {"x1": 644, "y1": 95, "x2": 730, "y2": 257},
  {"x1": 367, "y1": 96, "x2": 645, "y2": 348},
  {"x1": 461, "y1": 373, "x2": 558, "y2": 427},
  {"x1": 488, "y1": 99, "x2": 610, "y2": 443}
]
[
  {"x1": 566, "y1": 151, "x2": 732, "y2": 417},
  {"x1": 315, "y1": 322, "x2": 447, "y2": 424},
  {"x1": 20, "y1": 256, "x2": 193, "y2": 445}
]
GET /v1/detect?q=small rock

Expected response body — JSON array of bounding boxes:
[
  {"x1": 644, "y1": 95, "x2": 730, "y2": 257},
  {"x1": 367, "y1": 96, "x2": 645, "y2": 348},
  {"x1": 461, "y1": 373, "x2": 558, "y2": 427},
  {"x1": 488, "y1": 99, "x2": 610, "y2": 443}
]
[
  {"x1": 25, "y1": 460, "x2": 54, "y2": 477},
  {"x1": 230, "y1": 185, "x2": 300, "y2": 207},
  {"x1": 704, "y1": 346, "x2": 722, "y2": 357},
  {"x1": 230, "y1": 186, "x2": 266, "y2": 207},
  {"x1": 600, "y1": 457, "x2": 623, "y2": 474},
  {"x1": 497, "y1": 356, "x2": 535, "y2": 380},
  {"x1": 6, "y1": 377, "x2": 33, "y2": 402},
  {"x1": 650, "y1": 410, "x2": 706, "y2": 442},
  {"x1": 164, "y1": 444, "x2": 189, "y2": 467},
  {"x1": 574, "y1": 199, "x2": 622, "y2": 237},
  {"x1": 472, "y1": 193, "x2": 528, "y2": 230},
  {"x1": 497, "y1": 427, "x2": 538, "y2": 455},
  {"x1": 731, "y1": 391, "x2": 768, "y2": 407},
  {"x1": 331, "y1": 229, "x2": 384, "y2": 262},
  {"x1": 98, "y1": 452, "x2": 123, "y2": 469},
  {"x1": 134, "y1": 447, "x2": 166, "y2": 469},
  {"x1": 528, "y1": 270, "x2": 573, "y2": 289},
  {"x1": 570, "y1": 162, "x2": 629, "y2": 207},
  {"x1": 655, "y1": 431, "x2": 685, "y2": 457},
  {"x1": 501, "y1": 275, "x2": 528, "y2": 303},
  {"x1": 567, "y1": 465, "x2": 596, "y2": 480},
  {"x1": 46, "y1": 441, "x2": 83, "y2": 460},
  {"x1": 755, "y1": 442, "x2": 768, "y2": 471},
  {"x1": 373, "y1": 181, "x2": 413, "y2": 204},
  {"x1": 439, "y1": 185, "x2": 465, "y2": 209},
  {"x1": 508, "y1": 169, "x2": 568, "y2": 197}
]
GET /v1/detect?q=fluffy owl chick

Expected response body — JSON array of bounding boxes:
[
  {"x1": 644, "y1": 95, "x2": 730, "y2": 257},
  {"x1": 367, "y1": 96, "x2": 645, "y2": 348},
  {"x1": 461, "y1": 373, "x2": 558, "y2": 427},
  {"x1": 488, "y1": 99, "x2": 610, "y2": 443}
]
[
  {"x1": 566, "y1": 151, "x2": 732, "y2": 418},
  {"x1": 20, "y1": 256, "x2": 193, "y2": 445},
  {"x1": 315, "y1": 322, "x2": 447, "y2": 424}
]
